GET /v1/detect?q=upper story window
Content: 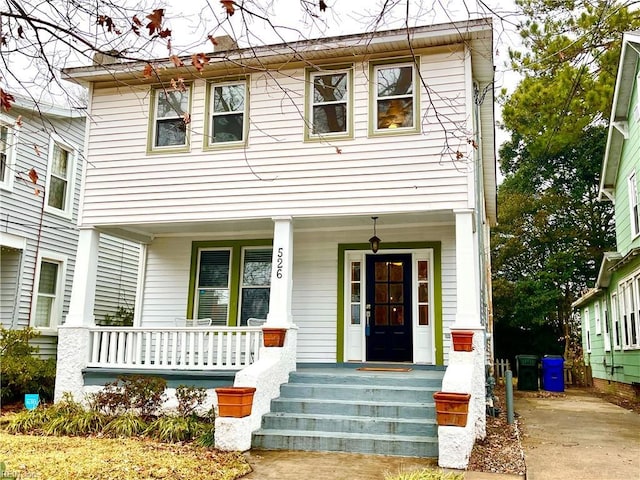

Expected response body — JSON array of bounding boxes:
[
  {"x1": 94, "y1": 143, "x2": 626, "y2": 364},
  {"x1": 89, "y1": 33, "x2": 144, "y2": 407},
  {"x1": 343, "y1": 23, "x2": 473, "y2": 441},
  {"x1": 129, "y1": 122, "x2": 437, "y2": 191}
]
[
  {"x1": 306, "y1": 68, "x2": 352, "y2": 140},
  {"x1": 0, "y1": 119, "x2": 18, "y2": 191},
  {"x1": 150, "y1": 86, "x2": 191, "y2": 151},
  {"x1": 629, "y1": 172, "x2": 640, "y2": 238},
  {"x1": 206, "y1": 80, "x2": 247, "y2": 147},
  {"x1": 44, "y1": 134, "x2": 76, "y2": 218},
  {"x1": 371, "y1": 61, "x2": 419, "y2": 134}
]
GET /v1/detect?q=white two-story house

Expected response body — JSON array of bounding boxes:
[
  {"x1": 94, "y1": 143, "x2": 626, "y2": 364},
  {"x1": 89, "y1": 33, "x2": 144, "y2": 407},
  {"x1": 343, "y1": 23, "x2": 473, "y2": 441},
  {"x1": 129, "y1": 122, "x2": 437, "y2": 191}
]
[{"x1": 55, "y1": 19, "x2": 496, "y2": 467}]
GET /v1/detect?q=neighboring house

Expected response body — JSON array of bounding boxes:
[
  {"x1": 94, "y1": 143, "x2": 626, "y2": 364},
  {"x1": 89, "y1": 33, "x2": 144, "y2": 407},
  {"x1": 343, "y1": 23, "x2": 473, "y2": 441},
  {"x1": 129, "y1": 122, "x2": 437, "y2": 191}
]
[
  {"x1": 573, "y1": 32, "x2": 640, "y2": 401},
  {"x1": 0, "y1": 96, "x2": 139, "y2": 357},
  {"x1": 56, "y1": 19, "x2": 496, "y2": 468}
]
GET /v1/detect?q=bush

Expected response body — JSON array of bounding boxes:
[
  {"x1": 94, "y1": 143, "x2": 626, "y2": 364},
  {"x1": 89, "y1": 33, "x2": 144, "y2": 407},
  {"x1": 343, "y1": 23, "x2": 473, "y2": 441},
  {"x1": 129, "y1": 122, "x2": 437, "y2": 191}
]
[
  {"x1": 175, "y1": 385, "x2": 207, "y2": 417},
  {"x1": 0, "y1": 327, "x2": 56, "y2": 404},
  {"x1": 96, "y1": 306, "x2": 134, "y2": 327},
  {"x1": 104, "y1": 412, "x2": 148, "y2": 437},
  {"x1": 89, "y1": 375, "x2": 167, "y2": 418}
]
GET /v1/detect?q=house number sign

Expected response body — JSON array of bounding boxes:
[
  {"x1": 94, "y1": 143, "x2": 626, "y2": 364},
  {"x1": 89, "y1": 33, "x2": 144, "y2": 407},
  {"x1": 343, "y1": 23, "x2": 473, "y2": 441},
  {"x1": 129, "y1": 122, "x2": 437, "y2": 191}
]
[{"x1": 276, "y1": 247, "x2": 284, "y2": 279}]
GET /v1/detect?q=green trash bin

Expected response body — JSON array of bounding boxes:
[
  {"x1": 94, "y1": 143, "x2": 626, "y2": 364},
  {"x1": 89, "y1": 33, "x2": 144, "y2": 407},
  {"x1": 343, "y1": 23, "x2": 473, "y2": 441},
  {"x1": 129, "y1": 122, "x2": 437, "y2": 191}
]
[{"x1": 516, "y1": 355, "x2": 539, "y2": 391}]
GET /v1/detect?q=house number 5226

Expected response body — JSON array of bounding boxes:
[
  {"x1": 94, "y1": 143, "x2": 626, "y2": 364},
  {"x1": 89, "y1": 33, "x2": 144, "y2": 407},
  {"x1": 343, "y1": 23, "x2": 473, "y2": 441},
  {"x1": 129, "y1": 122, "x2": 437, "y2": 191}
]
[{"x1": 276, "y1": 247, "x2": 284, "y2": 279}]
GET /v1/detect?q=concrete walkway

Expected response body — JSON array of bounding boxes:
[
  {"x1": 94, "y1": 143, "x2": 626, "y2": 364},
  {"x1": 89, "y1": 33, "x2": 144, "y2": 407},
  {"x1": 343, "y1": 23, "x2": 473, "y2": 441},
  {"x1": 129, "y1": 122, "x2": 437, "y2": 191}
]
[{"x1": 515, "y1": 388, "x2": 640, "y2": 480}]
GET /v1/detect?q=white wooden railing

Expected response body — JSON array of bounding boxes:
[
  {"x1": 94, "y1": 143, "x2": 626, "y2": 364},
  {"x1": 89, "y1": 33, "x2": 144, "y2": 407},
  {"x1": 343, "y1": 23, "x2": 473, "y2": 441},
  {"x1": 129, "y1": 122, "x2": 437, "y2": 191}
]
[{"x1": 87, "y1": 326, "x2": 263, "y2": 370}]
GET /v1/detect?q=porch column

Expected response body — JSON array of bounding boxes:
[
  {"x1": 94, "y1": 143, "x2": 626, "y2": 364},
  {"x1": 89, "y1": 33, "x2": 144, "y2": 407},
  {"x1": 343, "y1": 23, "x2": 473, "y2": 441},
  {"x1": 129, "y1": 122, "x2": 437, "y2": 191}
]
[
  {"x1": 65, "y1": 228, "x2": 100, "y2": 326},
  {"x1": 266, "y1": 216, "x2": 294, "y2": 327},
  {"x1": 55, "y1": 228, "x2": 99, "y2": 402},
  {"x1": 453, "y1": 209, "x2": 480, "y2": 327}
]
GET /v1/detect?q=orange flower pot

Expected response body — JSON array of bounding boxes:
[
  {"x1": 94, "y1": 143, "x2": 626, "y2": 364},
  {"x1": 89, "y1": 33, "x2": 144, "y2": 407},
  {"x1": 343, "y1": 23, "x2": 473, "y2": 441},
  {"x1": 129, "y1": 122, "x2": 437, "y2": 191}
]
[
  {"x1": 451, "y1": 330, "x2": 474, "y2": 352},
  {"x1": 433, "y1": 391, "x2": 471, "y2": 427},
  {"x1": 215, "y1": 387, "x2": 256, "y2": 418},
  {"x1": 262, "y1": 327, "x2": 287, "y2": 347}
]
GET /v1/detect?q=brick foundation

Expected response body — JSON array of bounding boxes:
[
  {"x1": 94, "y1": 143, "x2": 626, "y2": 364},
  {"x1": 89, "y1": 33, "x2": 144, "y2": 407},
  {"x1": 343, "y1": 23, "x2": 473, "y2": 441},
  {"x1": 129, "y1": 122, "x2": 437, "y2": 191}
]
[{"x1": 592, "y1": 377, "x2": 640, "y2": 401}]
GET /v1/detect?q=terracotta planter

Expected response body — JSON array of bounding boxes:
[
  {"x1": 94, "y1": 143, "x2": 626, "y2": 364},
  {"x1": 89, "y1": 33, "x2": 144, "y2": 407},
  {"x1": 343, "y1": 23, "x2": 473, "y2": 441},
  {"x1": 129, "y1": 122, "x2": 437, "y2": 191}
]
[
  {"x1": 262, "y1": 327, "x2": 287, "y2": 347},
  {"x1": 433, "y1": 391, "x2": 471, "y2": 427},
  {"x1": 215, "y1": 387, "x2": 256, "y2": 418},
  {"x1": 451, "y1": 329, "x2": 474, "y2": 352}
]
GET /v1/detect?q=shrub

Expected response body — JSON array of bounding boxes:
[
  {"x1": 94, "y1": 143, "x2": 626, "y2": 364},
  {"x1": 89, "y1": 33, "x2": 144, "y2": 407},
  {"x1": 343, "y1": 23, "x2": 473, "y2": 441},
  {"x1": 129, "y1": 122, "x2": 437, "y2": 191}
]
[
  {"x1": 0, "y1": 327, "x2": 56, "y2": 403},
  {"x1": 6, "y1": 408, "x2": 51, "y2": 434},
  {"x1": 89, "y1": 375, "x2": 167, "y2": 418},
  {"x1": 175, "y1": 385, "x2": 207, "y2": 417},
  {"x1": 104, "y1": 412, "x2": 148, "y2": 437},
  {"x1": 96, "y1": 306, "x2": 134, "y2": 327}
]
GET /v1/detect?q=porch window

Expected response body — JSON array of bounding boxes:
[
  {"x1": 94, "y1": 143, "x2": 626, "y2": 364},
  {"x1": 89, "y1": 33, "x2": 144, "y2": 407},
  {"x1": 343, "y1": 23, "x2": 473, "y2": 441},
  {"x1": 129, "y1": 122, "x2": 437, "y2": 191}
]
[
  {"x1": 417, "y1": 260, "x2": 429, "y2": 325},
  {"x1": 195, "y1": 249, "x2": 231, "y2": 325},
  {"x1": 350, "y1": 261, "x2": 361, "y2": 325},
  {"x1": 207, "y1": 81, "x2": 246, "y2": 145},
  {"x1": 583, "y1": 307, "x2": 591, "y2": 353},
  {"x1": 32, "y1": 256, "x2": 65, "y2": 329},
  {"x1": 594, "y1": 301, "x2": 601, "y2": 335},
  {"x1": 151, "y1": 86, "x2": 190, "y2": 150},
  {"x1": 603, "y1": 301, "x2": 611, "y2": 352},
  {"x1": 307, "y1": 68, "x2": 351, "y2": 139},
  {"x1": 371, "y1": 61, "x2": 418, "y2": 133},
  {"x1": 239, "y1": 248, "x2": 272, "y2": 326}
]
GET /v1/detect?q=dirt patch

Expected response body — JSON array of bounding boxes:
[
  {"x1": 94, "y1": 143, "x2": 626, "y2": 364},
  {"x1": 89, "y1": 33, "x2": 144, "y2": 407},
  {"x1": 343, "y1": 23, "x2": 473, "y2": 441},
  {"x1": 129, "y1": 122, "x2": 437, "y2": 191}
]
[{"x1": 468, "y1": 384, "x2": 526, "y2": 476}]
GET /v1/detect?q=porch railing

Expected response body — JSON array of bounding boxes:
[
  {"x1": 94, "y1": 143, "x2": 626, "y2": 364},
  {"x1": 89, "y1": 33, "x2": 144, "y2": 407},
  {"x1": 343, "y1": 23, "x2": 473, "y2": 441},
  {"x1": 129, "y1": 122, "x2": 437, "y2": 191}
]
[{"x1": 87, "y1": 326, "x2": 263, "y2": 370}]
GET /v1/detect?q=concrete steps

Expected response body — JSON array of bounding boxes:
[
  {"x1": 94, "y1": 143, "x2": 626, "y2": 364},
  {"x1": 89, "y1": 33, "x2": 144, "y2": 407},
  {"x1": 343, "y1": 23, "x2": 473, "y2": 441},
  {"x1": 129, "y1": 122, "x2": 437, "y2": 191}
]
[{"x1": 252, "y1": 366, "x2": 444, "y2": 457}]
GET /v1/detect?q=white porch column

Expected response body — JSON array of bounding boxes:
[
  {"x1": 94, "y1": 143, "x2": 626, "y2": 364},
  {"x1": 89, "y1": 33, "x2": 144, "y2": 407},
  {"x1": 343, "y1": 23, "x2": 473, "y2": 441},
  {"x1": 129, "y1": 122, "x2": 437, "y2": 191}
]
[
  {"x1": 454, "y1": 209, "x2": 480, "y2": 327},
  {"x1": 65, "y1": 228, "x2": 100, "y2": 326},
  {"x1": 55, "y1": 228, "x2": 99, "y2": 402},
  {"x1": 266, "y1": 216, "x2": 294, "y2": 327}
]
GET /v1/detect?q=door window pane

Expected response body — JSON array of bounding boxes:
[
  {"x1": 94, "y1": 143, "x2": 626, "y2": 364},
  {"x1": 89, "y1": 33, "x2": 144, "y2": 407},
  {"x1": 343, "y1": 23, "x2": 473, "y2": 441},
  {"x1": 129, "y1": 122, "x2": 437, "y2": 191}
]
[
  {"x1": 417, "y1": 260, "x2": 430, "y2": 326},
  {"x1": 389, "y1": 284, "x2": 403, "y2": 303},
  {"x1": 389, "y1": 262, "x2": 403, "y2": 281},
  {"x1": 419, "y1": 305, "x2": 429, "y2": 326},
  {"x1": 375, "y1": 262, "x2": 388, "y2": 281},
  {"x1": 375, "y1": 284, "x2": 388, "y2": 303},
  {"x1": 374, "y1": 305, "x2": 388, "y2": 326},
  {"x1": 239, "y1": 248, "x2": 271, "y2": 326},
  {"x1": 350, "y1": 260, "x2": 361, "y2": 325},
  {"x1": 390, "y1": 306, "x2": 404, "y2": 326}
]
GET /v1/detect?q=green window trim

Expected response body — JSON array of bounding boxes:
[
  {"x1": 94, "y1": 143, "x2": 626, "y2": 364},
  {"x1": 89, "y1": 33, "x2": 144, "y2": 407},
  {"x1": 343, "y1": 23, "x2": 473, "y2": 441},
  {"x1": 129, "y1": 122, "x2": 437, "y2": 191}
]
[
  {"x1": 147, "y1": 83, "x2": 193, "y2": 154},
  {"x1": 203, "y1": 76, "x2": 250, "y2": 150},
  {"x1": 187, "y1": 239, "x2": 272, "y2": 326},
  {"x1": 304, "y1": 64, "x2": 354, "y2": 142},
  {"x1": 368, "y1": 57, "x2": 421, "y2": 137},
  {"x1": 337, "y1": 242, "x2": 443, "y2": 365}
]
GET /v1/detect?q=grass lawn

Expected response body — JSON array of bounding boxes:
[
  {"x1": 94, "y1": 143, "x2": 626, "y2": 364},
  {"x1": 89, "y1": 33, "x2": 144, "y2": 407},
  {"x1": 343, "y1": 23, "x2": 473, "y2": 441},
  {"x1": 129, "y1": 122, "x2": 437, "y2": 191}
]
[{"x1": 0, "y1": 431, "x2": 252, "y2": 480}]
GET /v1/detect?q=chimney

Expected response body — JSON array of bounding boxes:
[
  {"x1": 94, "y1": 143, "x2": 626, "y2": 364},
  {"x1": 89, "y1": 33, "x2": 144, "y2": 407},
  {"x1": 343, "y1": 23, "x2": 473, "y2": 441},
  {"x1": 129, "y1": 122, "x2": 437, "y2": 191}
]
[{"x1": 214, "y1": 35, "x2": 238, "y2": 52}]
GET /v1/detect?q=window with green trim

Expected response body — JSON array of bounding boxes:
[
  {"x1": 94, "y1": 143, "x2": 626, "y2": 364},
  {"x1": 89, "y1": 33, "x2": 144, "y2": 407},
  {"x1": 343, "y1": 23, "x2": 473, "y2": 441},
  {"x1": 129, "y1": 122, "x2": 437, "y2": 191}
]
[
  {"x1": 151, "y1": 87, "x2": 190, "y2": 149},
  {"x1": 373, "y1": 62, "x2": 416, "y2": 131},
  {"x1": 308, "y1": 69, "x2": 350, "y2": 137},
  {"x1": 208, "y1": 81, "x2": 246, "y2": 144},
  {"x1": 192, "y1": 244, "x2": 272, "y2": 326}
]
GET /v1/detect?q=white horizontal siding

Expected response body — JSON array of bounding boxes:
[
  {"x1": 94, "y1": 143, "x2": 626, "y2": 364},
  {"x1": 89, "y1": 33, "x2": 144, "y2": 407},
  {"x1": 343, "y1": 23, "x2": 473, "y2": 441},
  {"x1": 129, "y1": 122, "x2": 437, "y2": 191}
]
[
  {"x1": 81, "y1": 47, "x2": 471, "y2": 226},
  {"x1": 139, "y1": 222, "x2": 456, "y2": 363}
]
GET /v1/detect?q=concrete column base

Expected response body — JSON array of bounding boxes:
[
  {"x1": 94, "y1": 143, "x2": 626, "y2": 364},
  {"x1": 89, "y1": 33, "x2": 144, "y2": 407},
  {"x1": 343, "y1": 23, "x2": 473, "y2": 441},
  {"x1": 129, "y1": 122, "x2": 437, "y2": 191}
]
[{"x1": 54, "y1": 326, "x2": 90, "y2": 402}]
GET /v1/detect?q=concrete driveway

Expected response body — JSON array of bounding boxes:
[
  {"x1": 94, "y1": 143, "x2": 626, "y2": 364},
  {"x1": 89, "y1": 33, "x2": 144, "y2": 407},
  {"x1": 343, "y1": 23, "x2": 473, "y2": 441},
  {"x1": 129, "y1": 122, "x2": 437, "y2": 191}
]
[{"x1": 514, "y1": 388, "x2": 640, "y2": 480}]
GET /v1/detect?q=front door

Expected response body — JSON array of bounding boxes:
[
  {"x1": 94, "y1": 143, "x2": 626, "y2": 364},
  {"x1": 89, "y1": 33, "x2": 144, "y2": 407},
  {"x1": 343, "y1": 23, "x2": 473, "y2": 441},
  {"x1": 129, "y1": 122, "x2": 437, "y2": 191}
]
[{"x1": 365, "y1": 254, "x2": 413, "y2": 362}]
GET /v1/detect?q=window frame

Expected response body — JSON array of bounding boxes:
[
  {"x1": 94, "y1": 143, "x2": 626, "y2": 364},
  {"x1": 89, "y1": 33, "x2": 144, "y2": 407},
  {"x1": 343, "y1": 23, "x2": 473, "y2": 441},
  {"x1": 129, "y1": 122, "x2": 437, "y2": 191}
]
[
  {"x1": 30, "y1": 251, "x2": 67, "y2": 333},
  {"x1": 193, "y1": 247, "x2": 233, "y2": 326},
  {"x1": 44, "y1": 133, "x2": 77, "y2": 219},
  {"x1": 204, "y1": 78, "x2": 248, "y2": 149},
  {"x1": 594, "y1": 300, "x2": 601, "y2": 335},
  {"x1": 148, "y1": 84, "x2": 192, "y2": 153},
  {"x1": 617, "y1": 272, "x2": 640, "y2": 350},
  {"x1": 628, "y1": 171, "x2": 640, "y2": 238},
  {"x1": 0, "y1": 115, "x2": 19, "y2": 192},
  {"x1": 305, "y1": 65, "x2": 353, "y2": 141},
  {"x1": 583, "y1": 307, "x2": 591, "y2": 353},
  {"x1": 188, "y1": 239, "x2": 273, "y2": 326},
  {"x1": 369, "y1": 58, "x2": 420, "y2": 136},
  {"x1": 238, "y1": 246, "x2": 273, "y2": 326},
  {"x1": 611, "y1": 292, "x2": 622, "y2": 350},
  {"x1": 603, "y1": 299, "x2": 611, "y2": 352}
]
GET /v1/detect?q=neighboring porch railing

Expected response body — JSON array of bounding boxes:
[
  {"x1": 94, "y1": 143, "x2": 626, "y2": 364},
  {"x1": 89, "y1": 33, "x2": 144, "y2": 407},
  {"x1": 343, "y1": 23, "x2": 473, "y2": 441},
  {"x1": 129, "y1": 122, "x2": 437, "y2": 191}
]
[{"x1": 87, "y1": 326, "x2": 263, "y2": 370}]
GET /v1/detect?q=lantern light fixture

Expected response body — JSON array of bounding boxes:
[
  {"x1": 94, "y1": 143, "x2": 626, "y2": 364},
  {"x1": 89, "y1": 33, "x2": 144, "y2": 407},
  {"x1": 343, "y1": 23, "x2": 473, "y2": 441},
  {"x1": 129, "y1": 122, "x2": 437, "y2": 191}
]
[{"x1": 369, "y1": 216, "x2": 381, "y2": 253}]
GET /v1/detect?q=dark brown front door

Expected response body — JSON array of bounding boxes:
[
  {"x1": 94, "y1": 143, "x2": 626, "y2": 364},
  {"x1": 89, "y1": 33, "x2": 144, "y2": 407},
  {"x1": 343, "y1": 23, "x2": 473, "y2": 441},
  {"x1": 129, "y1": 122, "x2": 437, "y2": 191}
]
[{"x1": 365, "y1": 254, "x2": 413, "y2": 362}]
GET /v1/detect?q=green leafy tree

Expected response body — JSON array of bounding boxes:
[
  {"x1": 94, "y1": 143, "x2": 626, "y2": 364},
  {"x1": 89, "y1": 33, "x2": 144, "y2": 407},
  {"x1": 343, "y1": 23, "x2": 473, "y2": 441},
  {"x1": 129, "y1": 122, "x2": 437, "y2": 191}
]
[{"x1": 493, "y1": 0, "x2": 639, "y2": 359}]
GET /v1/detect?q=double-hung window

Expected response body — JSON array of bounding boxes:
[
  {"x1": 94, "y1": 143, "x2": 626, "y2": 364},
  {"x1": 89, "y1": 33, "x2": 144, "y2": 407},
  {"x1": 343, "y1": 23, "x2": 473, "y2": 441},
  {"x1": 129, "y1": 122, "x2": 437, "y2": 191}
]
[
  {"x1": 32, "y1": 254, "x2": 66, "y2": 330},
  {"x1": 372, "y1": 61, "x2": 418, "y2": 133},
  {"x1": 207, "y1": 80, "x2": 247, "y2": 146},
  {"x1": 191, "y1": 242, "x2": 272, "y2": 326},
  {"x1": 611, "y1": 292, "x2": 621, "y2": 350},
  {"x1": 583, "y1": 307, "x2": 591, "y2": 353},
  {"x1": 45, "y1": 135, "x2": 76, "y2": 217},
  {"x1": 628, "y1": 172, "x2": 640, "y2": 237},
  {"x1": 151, "y1": 86, "x2": 191, "y2": 150},
  {"x1": 0, "y1": 120, "x2": 17, "y2": 190},
  {"x1": 307, "y1": 68, "x2": 351, "y2": 139}
]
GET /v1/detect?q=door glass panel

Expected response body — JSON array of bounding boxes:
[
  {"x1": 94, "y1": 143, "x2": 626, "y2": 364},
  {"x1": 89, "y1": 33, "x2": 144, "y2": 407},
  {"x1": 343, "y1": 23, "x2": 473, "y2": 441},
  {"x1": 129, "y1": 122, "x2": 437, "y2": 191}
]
[
  {"x1": 418, "y1": 260, "x2": 428, "y2": 281},
  {"x1": 389, "y1": 284, "x2": 403, "y2": 303},
  {"x1": 375, "y1": 284, "x2": 388, "y2": 303},
  {"x1": 375, "y1": 262, "x2": 388, "y2": 281},
  {"x1": 418, "y1": 283, "x2": 429, "y2": 302},
  {"x1": 390, "y1": 306, "x2": 404, "y2": 325},
  {"x1": 352, "y1": 262, "x2": 360, "y2": 282},
  {"x1": 351, "y1": 283, "x2": 360, "y2": 302},
  {"x1": 419, "y1": 305, "x2": 429, "y2": 325},
  {"x1": 351, "y1": 305, "x2": 361, "y2": 324},
  {"x1": 389, "y1": 262, "x2": 403, "y2": 281},
  {"x1": 374, "y1": 305, "x2": 388, "y2": 325}
]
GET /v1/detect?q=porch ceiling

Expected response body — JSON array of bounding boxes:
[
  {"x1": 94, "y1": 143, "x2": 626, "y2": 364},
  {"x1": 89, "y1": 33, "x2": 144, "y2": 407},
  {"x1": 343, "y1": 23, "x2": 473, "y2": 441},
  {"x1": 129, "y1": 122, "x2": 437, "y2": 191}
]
[{"x1": 95, "y1": 210, "x2": 456, "y2": 243}]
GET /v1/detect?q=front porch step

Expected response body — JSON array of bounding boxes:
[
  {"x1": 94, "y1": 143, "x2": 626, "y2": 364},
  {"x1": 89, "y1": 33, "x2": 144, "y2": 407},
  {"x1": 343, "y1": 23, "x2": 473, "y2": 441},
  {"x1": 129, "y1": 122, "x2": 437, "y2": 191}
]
[
  {"x1": 252, "y1": 367, "x2": 444, "y2": 457},
  {"x1": 252, "y1": 429, "x2": 439, "y2": 457}
]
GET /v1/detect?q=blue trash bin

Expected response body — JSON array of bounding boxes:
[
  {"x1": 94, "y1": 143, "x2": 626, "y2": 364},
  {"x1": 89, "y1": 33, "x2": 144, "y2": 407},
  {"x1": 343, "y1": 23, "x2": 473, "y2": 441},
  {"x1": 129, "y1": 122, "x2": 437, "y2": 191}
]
[{"x1": 541, "y1": 355, "x2": 564, "y2": 392}]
